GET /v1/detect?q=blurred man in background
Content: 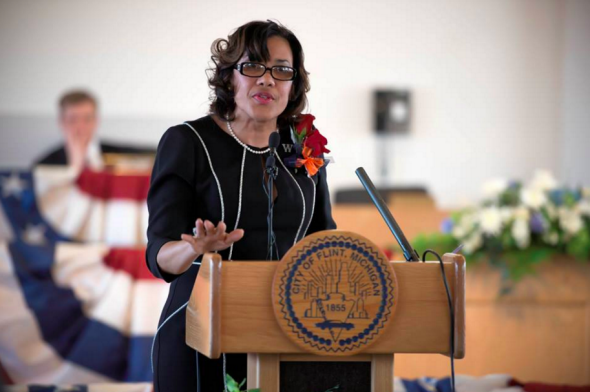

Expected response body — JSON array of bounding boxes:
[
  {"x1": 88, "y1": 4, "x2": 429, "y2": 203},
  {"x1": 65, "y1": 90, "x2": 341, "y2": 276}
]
[{"x1": 36, "y1": 89, "x2": 154, "y2": 170}]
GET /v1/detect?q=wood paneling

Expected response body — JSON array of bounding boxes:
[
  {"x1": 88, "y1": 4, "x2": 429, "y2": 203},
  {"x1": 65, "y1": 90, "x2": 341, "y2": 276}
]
[
  {"x1": 393, "y1": 260, "x2": 590, "y2": 385},
  {"x1": 247, "y1": 354, "x2": 280, "y2": 391},
  {"x1": 371, "y1": 354, "x2": 394, "y2": 392},
  {"x1": 332, "y1": 195, "x2": 448, "y2": 250},
  {"x1": 185, "y1": 254, "x2": 221, "y2": 358}
]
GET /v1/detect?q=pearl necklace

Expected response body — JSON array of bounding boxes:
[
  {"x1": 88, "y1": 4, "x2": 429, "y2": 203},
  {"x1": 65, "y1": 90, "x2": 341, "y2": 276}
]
[{"x1": 226, "y1": 121, "x2": 275, "y2": 154}]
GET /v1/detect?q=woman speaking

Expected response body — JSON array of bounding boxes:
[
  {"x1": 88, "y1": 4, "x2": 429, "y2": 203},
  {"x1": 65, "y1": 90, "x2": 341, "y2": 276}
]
[{"x1": 146, "y1": 20, "x2": 336, "y2": 391}]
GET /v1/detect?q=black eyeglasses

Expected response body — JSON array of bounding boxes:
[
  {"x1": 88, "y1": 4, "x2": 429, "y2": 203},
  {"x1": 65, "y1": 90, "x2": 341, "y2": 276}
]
[{"x1": 234, "y1": 62, "x2": 297, "y2": 81}]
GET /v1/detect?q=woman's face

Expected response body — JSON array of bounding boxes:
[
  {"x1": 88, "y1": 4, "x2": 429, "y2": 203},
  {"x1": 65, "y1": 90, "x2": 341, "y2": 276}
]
[{"x1": 231, "y1": 36, "x2": 294, "y2": 125}]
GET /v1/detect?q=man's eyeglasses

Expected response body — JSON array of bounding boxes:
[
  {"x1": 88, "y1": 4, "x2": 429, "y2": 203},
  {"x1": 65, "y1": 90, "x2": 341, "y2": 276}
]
[{"x1": 234, "y1": 62, "x2": 297, "y2": 81}]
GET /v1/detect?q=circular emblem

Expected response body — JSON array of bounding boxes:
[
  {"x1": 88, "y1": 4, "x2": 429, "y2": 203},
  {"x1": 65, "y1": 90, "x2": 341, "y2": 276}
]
[{"x1": 272, "y1": 231, "x2": 398, "y2": 355}]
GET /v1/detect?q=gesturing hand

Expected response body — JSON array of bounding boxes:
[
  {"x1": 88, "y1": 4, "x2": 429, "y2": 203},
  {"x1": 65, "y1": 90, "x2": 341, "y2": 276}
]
[{"x1": 180, "y1": 219, "x2": 244, "y2": 256}]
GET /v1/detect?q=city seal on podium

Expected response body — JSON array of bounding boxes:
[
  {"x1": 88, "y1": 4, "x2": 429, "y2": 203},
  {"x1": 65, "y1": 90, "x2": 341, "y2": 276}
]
[{"x1": 272, "y1": 231, "x2": 398, "y2": 355}]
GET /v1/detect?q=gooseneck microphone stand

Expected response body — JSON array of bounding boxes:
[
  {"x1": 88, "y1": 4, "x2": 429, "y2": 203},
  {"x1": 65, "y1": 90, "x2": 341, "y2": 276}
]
[{"x1": 266, "y1": 132, "x2": 280, "y2": 260}]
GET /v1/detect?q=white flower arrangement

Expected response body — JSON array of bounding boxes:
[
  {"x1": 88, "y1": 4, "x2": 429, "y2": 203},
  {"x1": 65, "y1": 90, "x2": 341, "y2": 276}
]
[{"x1": 414, "y1": 170, "x2": 590, "y2": 281}]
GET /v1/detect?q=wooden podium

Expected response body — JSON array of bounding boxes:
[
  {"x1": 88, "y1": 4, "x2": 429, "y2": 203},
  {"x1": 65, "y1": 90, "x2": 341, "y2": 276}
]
[{"x1": 186, "y1": 231, "x2": 465, "y2": 391}]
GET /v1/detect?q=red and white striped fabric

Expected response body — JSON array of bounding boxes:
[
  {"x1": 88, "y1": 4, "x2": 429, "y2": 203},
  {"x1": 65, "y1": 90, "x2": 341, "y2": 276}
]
[
  {"x1": 52, "y1": 243, "x2": 166, "y2": 337},
  {"x1": 3, "y1": 383, "x2": 152, "y2": 391},
  {"x1": 0, "y1": 241, "x2": 167, "y2": 385},
  {"x1": 33, "y1": 166, "x2": 150, "y2": 247}
]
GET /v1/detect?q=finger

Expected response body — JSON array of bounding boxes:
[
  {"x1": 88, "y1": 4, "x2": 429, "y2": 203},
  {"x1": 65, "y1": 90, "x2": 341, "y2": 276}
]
[
  {"x1": 225, "y1": 229, "x2": 244, "y2": 244},
  {"x1": 181, "y1": 233, "x2": 194, "y2": 242},
  {"x1": 215, "y1": 221, "x2": 227, "y2": 238},
  {"x1": 204, "y1": 220, "x2": 215, "y2": 235},
  {"x1": 213, "y1": 234, "x2": 229, "y2": 248},
  {"x1": 194, "y1": 219, "x2": 205, "y2": 238}
]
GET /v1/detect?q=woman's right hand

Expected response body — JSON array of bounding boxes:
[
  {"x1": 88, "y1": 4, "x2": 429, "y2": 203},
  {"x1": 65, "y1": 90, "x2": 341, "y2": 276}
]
[
  {"x1": 180, "y1": 219, "x2": 244, "y2": 256},
  {"x1": 156, "y1": 219, "x2": 244, "y2": 277}
]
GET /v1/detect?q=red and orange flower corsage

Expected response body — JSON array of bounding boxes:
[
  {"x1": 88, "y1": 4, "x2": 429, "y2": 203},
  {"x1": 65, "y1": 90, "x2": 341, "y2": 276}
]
[{"x1": 285, "y1": 114, "x2": 330, "y2": 177}]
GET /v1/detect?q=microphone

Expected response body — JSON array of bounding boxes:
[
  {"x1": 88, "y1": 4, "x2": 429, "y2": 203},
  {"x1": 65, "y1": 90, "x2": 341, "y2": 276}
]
[
  {"x1": 355, "y1": 167, "x2": 421, "y2": 262},
  {"x1": 266, "y1": 132, "x2": 280, "y2": 180},
  {"x1": 269, "y1": 131, "x2": 280, "y2": 150}
]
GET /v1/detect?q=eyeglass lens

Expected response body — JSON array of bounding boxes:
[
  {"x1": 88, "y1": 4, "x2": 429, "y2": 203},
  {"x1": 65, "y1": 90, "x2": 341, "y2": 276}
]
[{"x1": 241, "y1": 63, "x2": 294, "y2": 81}]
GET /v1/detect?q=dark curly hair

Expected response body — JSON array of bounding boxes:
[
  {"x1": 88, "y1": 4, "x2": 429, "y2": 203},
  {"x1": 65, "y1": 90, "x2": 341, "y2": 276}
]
[{"x1": 207, "y1": 20, "x2": 310, "y2": 128}]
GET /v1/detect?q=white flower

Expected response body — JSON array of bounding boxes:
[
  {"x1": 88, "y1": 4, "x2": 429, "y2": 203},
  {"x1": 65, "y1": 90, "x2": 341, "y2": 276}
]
[
  {"x1": 482, "y1": 178, "x2": 509, "y2": 200},
  {"x1": 558, "y1": 207, "x2": 583, "y2": 236},
  {"x1": 499, "y1": 206, "x2": 530, "y2": 224},
  {"x1": 452, "y1": 225, "x2": 465, "y2": 238},
  {"x1": 463, "y1": 231, "x2": 483, "y2": 254},
  {"x1": 530, "y1": 170, "x2": 558, "y2": 191},
  {"x1": 520, "y1": 187, "x2": 548, "y2": 209},
  {"x1": 479, "y1": 207, "x2": 503, "y2": 235},
  {"x1": 500, "y1": 207, "x2": 514, "y2": 223},
  {"x1": 452, "y1": 225, "x2": 467, "y2": 239},
  {"x1": 512, "y1": 219, "x2": 530, "y2": 249},
  {"x1": 544, "y1": 203, "x2": 557, "y2": 220},
  {"x1": 578, "y1": 199, "x2": 590, "y2": 217},
  {"x1": 543, "y1": 230, "x2": 559, "y2": 246},
  {"x1": 452, "y1": 212, "x2": 477, "y2": 239},
  {"x1": 514, "y1": 206, "x2": 530, "y2": 221}
]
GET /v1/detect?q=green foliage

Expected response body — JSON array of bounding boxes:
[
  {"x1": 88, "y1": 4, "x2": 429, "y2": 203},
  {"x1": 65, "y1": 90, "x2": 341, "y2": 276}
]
[
  {"x1": 225, "y1": 374, "x2": 260, "y2": 392},
  {"x1": 412, "y1": 233, "x2": 459, "y2": 258},
  {"x1": 501, "y1": 247, "x2": 556, "y2": 281},
  {"x1": 566, "y1": 228, "x2": 590, "y2": 260},
  {"x1": 294, "y1": 127, "x2": 307, "y2": 144},
  {"x1": 498, "y1": 183, "x2": 521, "y2": 206}
]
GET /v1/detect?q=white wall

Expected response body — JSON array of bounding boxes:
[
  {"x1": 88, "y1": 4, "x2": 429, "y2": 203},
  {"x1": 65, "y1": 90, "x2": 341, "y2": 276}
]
[
  {"x1": 560, "y1": 0, "x2": 590, "y2": 187},
  {"x1": 0, "y1": 0, "x2": 583, "y2": 208}
]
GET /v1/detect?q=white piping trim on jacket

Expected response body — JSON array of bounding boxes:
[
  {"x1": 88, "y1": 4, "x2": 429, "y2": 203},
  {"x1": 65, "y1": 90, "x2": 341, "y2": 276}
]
[
  {"x1": 183, "y1": 122, "x2": 225, "y2": 223},
  {"x1": 228, "y1": 147, "x2": 246, "y2": 261}
]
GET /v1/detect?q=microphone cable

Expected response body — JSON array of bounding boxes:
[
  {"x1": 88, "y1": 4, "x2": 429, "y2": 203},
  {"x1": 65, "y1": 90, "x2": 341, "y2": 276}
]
[
  {"x1": 265, "y1": 132, "x2": 280, "y2": 260},
  {"x1": 421, "y1": 249, "x2": 456, "y2": 392},
  {"x1": 261, "y1": 172, "x2": 280, "y2": 260}
]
